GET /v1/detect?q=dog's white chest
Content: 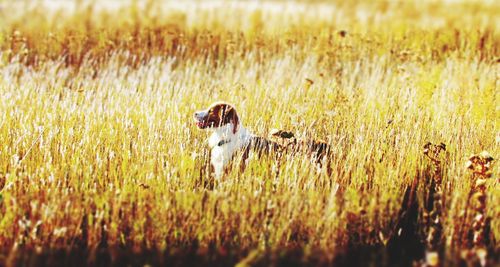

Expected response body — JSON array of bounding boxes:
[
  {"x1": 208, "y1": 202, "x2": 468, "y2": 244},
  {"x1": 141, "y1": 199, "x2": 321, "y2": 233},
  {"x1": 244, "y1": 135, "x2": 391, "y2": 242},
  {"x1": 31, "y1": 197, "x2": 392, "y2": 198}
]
[
  {"x1": 208, "y1": 125, "x2": 252, "y2": 178},
  {"x1": 210, "y1": 145, "x2": 232, "y2": 178}
]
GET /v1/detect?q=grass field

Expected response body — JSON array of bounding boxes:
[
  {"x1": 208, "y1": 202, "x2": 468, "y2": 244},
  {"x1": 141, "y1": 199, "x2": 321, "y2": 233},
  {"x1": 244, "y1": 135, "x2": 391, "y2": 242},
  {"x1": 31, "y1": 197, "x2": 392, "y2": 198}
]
[{"x1": 0, "y1": 0, "x2": 498, "y2": 266}]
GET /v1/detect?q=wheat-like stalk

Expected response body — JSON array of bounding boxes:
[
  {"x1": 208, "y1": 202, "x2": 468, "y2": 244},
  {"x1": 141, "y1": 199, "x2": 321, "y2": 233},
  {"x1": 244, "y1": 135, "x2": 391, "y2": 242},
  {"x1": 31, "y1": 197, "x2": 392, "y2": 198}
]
[
  {"x1": 421, "y1": 142, "x2": 447, "y2": 267},
  {"x1": 460, "y1": 151, "x2": 495, "y2": 267}
]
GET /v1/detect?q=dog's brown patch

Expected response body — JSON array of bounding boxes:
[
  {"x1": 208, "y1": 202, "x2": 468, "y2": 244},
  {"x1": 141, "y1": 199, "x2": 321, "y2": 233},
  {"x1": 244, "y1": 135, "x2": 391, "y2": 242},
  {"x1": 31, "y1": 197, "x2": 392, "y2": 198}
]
[{"x1": 196, "y1": 103, "x2": 239, "y2": 134}]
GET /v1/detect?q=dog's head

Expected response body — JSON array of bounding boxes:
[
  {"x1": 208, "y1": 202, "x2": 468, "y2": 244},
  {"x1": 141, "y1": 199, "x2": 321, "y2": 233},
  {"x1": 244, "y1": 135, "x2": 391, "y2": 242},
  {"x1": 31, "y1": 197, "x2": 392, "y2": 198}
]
[{"x1": 194, "y1": 102, "x2": 240, "y2": 134}]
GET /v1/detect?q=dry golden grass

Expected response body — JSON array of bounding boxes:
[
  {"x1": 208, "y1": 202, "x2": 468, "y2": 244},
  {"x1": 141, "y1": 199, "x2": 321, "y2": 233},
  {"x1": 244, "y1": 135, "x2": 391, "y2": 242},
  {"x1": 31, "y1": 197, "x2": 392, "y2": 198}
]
[{"x1": 0, "y1": 0, "x2": 498, "y2": 266}]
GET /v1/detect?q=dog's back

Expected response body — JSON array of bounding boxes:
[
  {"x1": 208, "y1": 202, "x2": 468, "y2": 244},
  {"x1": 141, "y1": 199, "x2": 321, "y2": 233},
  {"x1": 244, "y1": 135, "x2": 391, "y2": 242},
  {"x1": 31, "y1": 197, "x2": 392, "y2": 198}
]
[{"x1": 238, "y1": 136, "x2": 283, "y2": 169}]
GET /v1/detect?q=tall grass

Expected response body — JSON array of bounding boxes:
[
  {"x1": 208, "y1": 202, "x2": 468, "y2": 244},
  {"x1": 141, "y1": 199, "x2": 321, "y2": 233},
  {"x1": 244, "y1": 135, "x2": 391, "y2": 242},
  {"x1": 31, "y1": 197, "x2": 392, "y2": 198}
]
[{"x1": 0, "y1": 0, "x2": 498, "y2": 266}]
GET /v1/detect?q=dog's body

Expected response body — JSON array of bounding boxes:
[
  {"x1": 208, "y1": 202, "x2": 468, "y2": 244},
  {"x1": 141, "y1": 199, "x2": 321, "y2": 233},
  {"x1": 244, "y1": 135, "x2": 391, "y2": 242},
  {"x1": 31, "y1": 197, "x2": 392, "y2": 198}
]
[
  {"x1": 207, "y1": 122, "x2": 254, "y2": 177},
  {"x1": 194, "y1": 102, "x2": 329, "y2": 178},
  {"x1": 270, "y1": 130, "x2": 330, "y2": 165}
]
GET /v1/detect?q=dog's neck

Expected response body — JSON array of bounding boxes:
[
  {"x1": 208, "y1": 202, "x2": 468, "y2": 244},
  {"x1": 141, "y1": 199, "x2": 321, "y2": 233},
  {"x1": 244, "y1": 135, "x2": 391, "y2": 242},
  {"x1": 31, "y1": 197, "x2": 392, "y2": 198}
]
[{"x1": 208, "y1": 123, "x2": 252, "y2": 149}]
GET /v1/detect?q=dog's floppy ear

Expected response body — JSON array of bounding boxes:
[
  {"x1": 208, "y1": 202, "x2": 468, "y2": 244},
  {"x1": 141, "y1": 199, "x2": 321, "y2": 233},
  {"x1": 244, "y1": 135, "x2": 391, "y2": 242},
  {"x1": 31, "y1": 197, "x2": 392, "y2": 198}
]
[
  {"x1": 222, "y1": 105, "x2": 239, "y2": 134},
  {"x1": 230, "y1": 107, "x2": 239, "y2": 134}
]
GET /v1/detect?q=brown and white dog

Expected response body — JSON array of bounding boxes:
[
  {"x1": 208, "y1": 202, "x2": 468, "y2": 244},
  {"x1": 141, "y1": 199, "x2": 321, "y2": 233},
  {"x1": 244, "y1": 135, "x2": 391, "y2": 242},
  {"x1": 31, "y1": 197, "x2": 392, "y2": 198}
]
[
  {"x1": 194, "y1": 102, "x2": 281, "y2": 178},
  {"x1": 194, "y1": 102, "x2": 330, "y2": 178}
]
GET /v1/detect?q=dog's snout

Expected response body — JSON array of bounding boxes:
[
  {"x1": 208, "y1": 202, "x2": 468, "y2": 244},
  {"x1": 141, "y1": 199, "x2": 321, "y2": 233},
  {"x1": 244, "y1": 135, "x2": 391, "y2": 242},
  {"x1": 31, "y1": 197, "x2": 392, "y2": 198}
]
[{"x1": 194, "y1": 110, "x2": 207, "y2": 120}]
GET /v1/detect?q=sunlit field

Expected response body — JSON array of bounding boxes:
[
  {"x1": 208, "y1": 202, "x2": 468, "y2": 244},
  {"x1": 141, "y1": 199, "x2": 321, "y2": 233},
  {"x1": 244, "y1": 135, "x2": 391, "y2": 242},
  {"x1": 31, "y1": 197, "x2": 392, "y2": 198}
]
[{"x1": 0, "y1": 0, "x2": 498, "y2": 266}]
